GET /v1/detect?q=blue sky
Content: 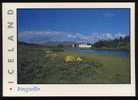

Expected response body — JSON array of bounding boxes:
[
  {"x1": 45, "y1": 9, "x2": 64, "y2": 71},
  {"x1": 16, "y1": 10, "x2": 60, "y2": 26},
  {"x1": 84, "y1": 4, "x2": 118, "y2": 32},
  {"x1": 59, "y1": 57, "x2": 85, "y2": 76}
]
[{"x1": 18, "y1": 9, "x2": 130, "y2": 43}]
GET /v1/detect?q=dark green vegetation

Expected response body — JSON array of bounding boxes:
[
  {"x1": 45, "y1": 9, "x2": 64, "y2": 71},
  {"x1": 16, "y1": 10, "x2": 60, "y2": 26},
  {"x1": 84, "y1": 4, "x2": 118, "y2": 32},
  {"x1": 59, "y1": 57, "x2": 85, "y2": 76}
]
[
  {"x1": 49, "y1": 47, "x2": 64, "y2": 52},
  {"x1": 92, "y1": 36, "x2": 130, "y2": 51},
  {"x1": 18, "y1": 43, "x2": 130, "y2": 84}
]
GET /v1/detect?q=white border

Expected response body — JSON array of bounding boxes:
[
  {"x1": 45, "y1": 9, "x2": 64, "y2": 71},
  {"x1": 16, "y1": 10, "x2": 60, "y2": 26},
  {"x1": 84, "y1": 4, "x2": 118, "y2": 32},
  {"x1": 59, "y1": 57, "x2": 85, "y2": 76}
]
[{"x1": 2, "y1": 3, "x2": 135, "y2": 97}]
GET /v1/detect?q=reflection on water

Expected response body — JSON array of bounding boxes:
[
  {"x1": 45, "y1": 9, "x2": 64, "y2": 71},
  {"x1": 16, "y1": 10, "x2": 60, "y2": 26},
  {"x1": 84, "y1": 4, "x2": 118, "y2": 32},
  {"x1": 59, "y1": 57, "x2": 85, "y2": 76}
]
[{"x1": 64, "y1": 48, "x2": 129, "y2": 57}]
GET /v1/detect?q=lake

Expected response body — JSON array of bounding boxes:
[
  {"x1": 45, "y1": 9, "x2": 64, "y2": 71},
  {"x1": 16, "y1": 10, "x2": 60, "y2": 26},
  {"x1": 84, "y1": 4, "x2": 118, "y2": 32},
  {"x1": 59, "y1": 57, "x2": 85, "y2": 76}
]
[{"x1": 64, "y1": 48, "x2": 129, "y2": 57}]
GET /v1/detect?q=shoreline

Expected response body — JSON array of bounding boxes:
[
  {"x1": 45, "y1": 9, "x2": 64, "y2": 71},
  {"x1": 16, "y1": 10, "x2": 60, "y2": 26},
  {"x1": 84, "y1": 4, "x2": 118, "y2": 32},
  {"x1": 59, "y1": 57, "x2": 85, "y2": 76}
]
[{"x1": 80, "y1": 47, "x2": 129, "y2": 51}]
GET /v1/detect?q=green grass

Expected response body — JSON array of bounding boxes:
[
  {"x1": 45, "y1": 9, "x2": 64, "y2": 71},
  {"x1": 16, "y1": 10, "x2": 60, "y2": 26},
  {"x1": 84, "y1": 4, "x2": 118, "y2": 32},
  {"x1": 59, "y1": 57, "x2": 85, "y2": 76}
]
[{"x1": 18, "y1": 44, "x2": 130, "y2": 84}]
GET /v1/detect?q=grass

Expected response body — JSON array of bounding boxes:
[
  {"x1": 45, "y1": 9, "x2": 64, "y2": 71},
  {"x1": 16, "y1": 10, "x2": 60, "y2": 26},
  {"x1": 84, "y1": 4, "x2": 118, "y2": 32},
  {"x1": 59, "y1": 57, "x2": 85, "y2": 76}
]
[
  {"x1": 18, "y1": 44, "x2": 130, "y2": 84},
  {"x1": 49, "y1": 47, "x2": 64, "y2": 52}
]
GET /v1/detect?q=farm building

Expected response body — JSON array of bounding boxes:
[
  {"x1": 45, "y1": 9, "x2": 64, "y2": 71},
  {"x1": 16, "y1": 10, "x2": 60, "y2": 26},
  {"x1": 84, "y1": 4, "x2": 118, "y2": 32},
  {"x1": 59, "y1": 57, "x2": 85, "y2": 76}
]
[
  {"x1": 78, "y1": 44, "x2": 92, "y2": 48},
  {"x1": 72, "y1": 44, "x2": 92, "y2": 48}
]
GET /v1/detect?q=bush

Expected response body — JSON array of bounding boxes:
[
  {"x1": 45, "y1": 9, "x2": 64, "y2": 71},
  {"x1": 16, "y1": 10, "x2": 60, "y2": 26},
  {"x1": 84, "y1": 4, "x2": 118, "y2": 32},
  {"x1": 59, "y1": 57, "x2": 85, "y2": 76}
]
[{"x1": 57, "y1": 44, "x2": 64, "y2": 48}]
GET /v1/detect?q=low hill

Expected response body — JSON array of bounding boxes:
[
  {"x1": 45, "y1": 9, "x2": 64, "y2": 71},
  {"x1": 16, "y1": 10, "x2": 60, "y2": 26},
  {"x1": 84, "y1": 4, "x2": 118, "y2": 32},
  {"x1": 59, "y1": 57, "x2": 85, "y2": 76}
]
[{"x1": 92, "y1": 36, "x2": 130, "y2": 51}]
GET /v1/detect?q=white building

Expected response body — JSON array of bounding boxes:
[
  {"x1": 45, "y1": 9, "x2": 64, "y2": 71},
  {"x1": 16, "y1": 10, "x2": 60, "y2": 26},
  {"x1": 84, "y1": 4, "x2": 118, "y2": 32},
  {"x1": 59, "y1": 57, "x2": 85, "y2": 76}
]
[{"x1": 78, "y1": 44, "x2": 92, "y2": 48}]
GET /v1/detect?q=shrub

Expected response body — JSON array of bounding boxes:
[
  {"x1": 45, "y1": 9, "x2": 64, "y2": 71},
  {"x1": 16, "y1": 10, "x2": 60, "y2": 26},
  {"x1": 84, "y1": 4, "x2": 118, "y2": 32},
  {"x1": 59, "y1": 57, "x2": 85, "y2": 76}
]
[{"x1": 57, "y1": 44, "x2": 64, "y2": 48}]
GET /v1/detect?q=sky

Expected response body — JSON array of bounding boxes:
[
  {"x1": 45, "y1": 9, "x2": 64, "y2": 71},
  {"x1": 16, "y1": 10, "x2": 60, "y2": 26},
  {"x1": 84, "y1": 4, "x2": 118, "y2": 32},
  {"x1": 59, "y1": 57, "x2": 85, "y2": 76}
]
[{"x1": 17, "y1": 9, "x2": 130, "y2": 44}]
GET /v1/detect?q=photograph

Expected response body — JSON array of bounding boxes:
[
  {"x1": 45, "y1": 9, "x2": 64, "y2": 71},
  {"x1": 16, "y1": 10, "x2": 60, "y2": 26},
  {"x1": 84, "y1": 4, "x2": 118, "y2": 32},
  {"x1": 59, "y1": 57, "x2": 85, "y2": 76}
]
[{"x1": 17, "y1": 8, "x2": 130, "y2": 84}]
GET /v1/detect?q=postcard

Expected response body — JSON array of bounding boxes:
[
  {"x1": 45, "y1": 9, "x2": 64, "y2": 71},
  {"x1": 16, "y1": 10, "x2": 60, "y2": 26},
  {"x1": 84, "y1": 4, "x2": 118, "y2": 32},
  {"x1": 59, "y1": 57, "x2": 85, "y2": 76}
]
[{"x1": 2, "y1": 2, "x2": 135, "y2": 96}]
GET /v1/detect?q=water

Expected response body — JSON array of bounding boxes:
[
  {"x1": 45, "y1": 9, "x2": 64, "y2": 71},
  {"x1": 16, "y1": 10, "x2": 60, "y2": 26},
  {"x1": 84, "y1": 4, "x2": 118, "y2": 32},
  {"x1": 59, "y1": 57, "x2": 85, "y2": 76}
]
[{"x1": 64, "y1": 48, "x2": 129, "y2": 57}]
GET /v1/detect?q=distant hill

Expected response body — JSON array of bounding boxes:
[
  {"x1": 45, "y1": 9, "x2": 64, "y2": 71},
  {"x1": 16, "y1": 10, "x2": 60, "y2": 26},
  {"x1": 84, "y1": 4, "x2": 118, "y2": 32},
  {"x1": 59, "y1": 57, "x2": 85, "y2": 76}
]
[
  {"x1": 42, "y1": 41, "x2": 75, "y2": 46},
  {"x1": 92, "y1": 35, "x2": 130, "y2": 50},
  {"x1": 18, "y1": 41, "x2": 41, "y2": 46},
  {"x1": 18, "y1": 41, "x2": 77, "y2": 48},
  {"x1": 18, "y1": 41, "x2": 47, "y2": 48}
]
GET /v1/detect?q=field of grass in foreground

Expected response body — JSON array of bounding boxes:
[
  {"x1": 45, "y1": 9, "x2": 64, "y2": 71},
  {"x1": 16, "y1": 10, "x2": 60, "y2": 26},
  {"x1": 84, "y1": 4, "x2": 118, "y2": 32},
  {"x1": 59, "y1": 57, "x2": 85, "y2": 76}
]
[{"x1": 17, "y1": 44, "x2": 130, "y2": 84}]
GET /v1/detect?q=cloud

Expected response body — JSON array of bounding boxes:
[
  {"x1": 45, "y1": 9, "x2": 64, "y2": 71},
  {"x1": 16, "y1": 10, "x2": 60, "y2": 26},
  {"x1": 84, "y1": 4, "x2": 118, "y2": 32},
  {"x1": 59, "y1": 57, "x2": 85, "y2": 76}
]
[
  {"x1": 114, "y1": 32, "x2": 127, "y2": 38},
  {"x1": 18, "y1": 31, "x2": 128, "y2": 44},
  {"x1": 67, "y1": 34, "x2": 76, "y2": 38}
]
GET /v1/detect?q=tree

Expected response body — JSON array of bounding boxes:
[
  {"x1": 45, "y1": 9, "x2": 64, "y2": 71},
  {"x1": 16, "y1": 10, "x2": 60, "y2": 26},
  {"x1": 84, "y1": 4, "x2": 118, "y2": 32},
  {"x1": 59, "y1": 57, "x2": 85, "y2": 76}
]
[{"x1": 57, "y1": 44, "x2": 63, "y2": 48}]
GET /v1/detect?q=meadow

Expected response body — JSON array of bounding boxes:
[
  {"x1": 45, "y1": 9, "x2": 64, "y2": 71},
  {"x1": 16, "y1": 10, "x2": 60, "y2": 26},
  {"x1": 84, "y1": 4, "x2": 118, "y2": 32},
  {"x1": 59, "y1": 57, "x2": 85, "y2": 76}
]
[{"x1": 17, "y1": 44, "x2": 130, "y2": 84}]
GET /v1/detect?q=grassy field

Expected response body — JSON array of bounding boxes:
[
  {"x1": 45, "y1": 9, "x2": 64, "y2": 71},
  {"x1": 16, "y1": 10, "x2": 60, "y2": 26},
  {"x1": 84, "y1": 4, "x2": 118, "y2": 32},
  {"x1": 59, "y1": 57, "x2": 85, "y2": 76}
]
[{"x1": 17, "y1": 44, "x2": 130, "y2": 84}]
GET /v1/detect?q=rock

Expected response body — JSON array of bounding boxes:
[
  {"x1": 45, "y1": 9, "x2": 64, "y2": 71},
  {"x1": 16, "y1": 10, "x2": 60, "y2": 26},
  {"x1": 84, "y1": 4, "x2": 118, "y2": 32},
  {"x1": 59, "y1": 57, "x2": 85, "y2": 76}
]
[
  {"x1": 46, "y1": 53, "x2": 58, "y2": 59},
  {"x1": 64, "y1": 55, "x2": 83, "y2": 63},
  {"x1": 76, "y1": 57, "x2": 83, "y2": 62},
  {"x1": 64, "y1": 55, "x2": 76, "y2": 63}
]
